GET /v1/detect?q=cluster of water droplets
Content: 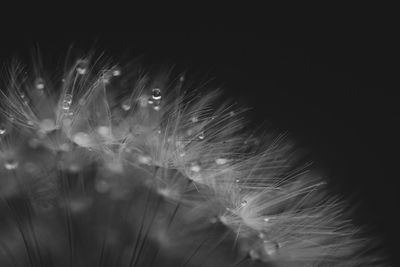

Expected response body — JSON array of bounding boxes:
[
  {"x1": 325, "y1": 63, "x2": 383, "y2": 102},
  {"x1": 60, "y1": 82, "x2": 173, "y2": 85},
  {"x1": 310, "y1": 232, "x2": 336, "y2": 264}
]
[{"x1": 148, "y1": 88, "x2": 162, "y2": 111}]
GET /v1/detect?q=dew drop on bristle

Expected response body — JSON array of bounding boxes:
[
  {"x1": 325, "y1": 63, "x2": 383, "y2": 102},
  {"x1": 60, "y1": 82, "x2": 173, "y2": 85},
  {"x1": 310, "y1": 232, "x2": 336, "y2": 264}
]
[
  {"x1": 39, "y1": 118, "x2": 56, "y2": 133},
  {"x1": 151, "y1": 88, "x2": 162, "y2": 100},
  {"x1": 73, "y1": 132, "x2": 92, "y2": 147},
  {"x1": 190, "y1": 163, "x2": 201, "y2": 173},
  {"x1": 0, "y1": 127, "x2": 6, "y2": 135},
  {"x1": 198, "y1": 131, "x2": 205, "y2": 140},
  {"x1": 4, "y1": 159, "x2": 19, "y2": 170},
  {"x1": 34, "y1": 77, "x2": 45, "y2": 90},
  {"x1": 215, "y1": 158, "x2": 228, "y2": 165},
  {"x1": 149, "y1": 88, "x2": 162, "y2": 111},
  {"x1": 62, "y1": 94, "x2": 73, "y2": 110},
  {"x1": 121, "y1": 99, "x2": 131, "y2": 111},
  {"x1": 76, "y1": 59, "x2": 88, "y2": 75},
  {"x1": 112, "y1": 67, "x2": 121, "y2": 76}
]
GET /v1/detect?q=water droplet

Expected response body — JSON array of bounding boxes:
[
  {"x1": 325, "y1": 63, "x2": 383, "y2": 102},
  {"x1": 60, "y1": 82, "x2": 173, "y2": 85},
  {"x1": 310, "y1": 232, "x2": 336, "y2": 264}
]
[
  {"x1": 215, "y1": 158, "x2": 228, "y2": 165},
  {"x1": 112, "y1": 67, "x2": 121, "y2": 76},
  {"x1": 179, "y1": 75, "x2": 185, "y2": 83},
  {"x1": 240, "y1": 200, "x2": 247, "y2": 207},
  {"x1": 191, "y1": 116, "x2": 199, "y2": 123},
  {"x1": 263, "y1": 217, "x2": 270, "y2": 222},
  {"x1": 138, "y1": 155, "x2": 152, "y2": 165},
  {"x1": 4, "y1": 159, "x2": 19, "y2": 170},
  {"x1": 190, "y1": 163, "x2": 201, "y2": 173},
  {"x1": 76, "y1": 59, "x2": 88, "y2": 75},
  {"x1": 149, "y1": 88, "x2": 162, "y2": 111},
  {"x1": 34, "y1": 77, "x2": 45, "y2": 90},
  {"x1": 73, "y1": 132, "x2": 92, "y2": 147},
  {"x1": 151, "y1": 88, "x2": 162, "y2": 100},
  {"x1": 263, "y1": 240, "x2": 279, "y2": 256},
  {"x1": 62, "y1": 94, "x2": 73, "y2": 110},
  {"x1": 235, "y1": 178, "x2": 240, "y2": 183},
  {"x1": 97, "y1": 126, "x2": 111, "y2": 137},
  {"x1": 0, "y1": 127, "x2": 6, "y2": 135},
  {"x1": 198, "y1": 131, "x2": 205, "y2": 140},
  {"x1": 121, "y1": 100, "x2": 131, "y2": 111}
]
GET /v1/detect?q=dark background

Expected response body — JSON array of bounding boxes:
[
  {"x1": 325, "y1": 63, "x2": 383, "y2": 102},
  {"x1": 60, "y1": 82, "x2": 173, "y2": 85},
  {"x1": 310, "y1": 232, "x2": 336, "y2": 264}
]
[{"x1": 1, "y1": 27, "x2": 398, "y2": 264}]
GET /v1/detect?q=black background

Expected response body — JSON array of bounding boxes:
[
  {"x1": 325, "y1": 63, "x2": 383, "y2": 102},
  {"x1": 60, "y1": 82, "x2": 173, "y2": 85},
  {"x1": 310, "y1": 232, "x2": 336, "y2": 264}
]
[{"x1": 1, "y1": 23, "x2": 398, "y2": 265}]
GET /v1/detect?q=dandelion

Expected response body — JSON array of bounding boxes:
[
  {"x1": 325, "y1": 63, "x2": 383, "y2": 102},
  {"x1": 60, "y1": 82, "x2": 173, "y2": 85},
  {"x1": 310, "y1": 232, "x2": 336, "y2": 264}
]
[{"x1": 0, "y1": 51, "x2": 389, "y2": 267}]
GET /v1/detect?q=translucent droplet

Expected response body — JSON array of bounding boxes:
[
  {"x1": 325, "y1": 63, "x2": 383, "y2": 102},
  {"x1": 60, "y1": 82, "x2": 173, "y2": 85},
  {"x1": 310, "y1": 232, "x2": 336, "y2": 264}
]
[
  {"x1": 34, "y1": 77, "x2": 45, "y2": 90},
  {"x1": 149, "y1": 88, "x2": 162, "y2": 111},
  {"x1": 191, "y1": 116, "x2": 199, "y2": 123},
  {"x1": 0, "y1": 127, "x2": 6, "y2": 135},
  {"x1": 198, "y1": 131, "x2": 205, "y2": 140},
  {"x1": 4, "y1": 159, "x2": 19, "y2": 170},
  {"x1": 215, "y1": 158, "x2": 228, "y2": 165},
  {"x1": 112, "y1": 67, "x2": 121, "y2": 76},
  {"x1": 138, "y1": 155, "x2": 152, "y2": 165},
  {"x1": 121, "y1": 100, "x2": 131, "y2": 111},
  {"x1": 151, "y1": 88, "x2": 162, "y2": 100},
  {"x1": 179, "y1": 75, "x2": 185, "y2": 83},
  {"x1": 263, "y1": 240, "x2": 279, "y2": 256},
  {"x1": 97, "y1": 126, "x2": 111, "y2": 137},
  {"x1": 240, "y1": 200, "x2": 247, "y2": 207},
  {"x1": 73, "y1": 132, "x2": 92, "y2": 147},
  {"x1": 190, "y1": 163, "x2": 201, "y2": 173},
  {"x1": 76, "y1": 59, "x2": 88, "y2": 75},
  {"x1": 235, "y1": 178, "x2": 240, "y2": 183},
  {"x1": 62, "y1": 94, "x2": 73, "y2": 110},
  {"x1": 263, "y1": 217, "x2": 270, "y2": 222}
]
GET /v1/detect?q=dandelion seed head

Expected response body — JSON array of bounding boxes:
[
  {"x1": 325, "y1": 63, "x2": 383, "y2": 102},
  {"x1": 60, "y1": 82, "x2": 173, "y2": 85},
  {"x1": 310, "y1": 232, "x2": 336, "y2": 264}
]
[{"x1": 0, "y1": 51, "x2": 388, "y2": 266}]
